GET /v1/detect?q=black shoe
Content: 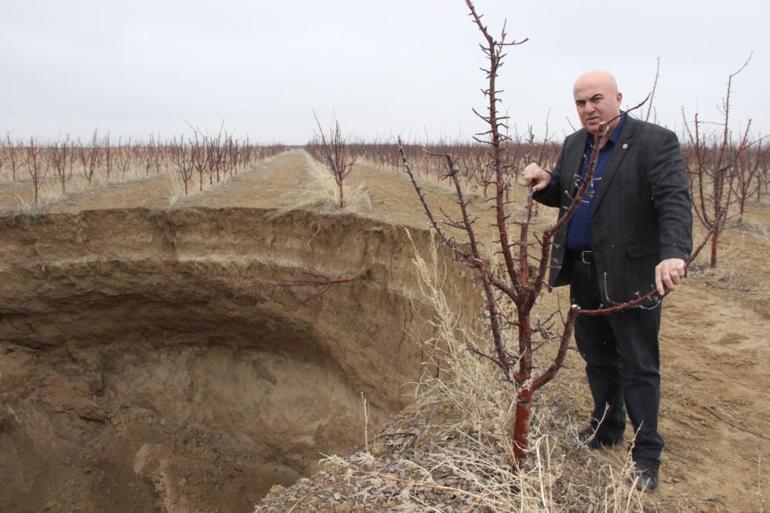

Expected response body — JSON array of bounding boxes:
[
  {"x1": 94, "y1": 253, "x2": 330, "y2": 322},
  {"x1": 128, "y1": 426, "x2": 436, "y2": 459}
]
[
  {"x1": 630, "y1": 459, "x2": 659, "y2": 492},
  {"x1": 578, "y1": 426, "x2": 623, "y2": 450}
]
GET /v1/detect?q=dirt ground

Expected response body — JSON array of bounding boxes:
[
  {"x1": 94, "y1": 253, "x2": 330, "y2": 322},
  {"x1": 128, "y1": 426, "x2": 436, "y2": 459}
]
[
  {"x1": 356, "y1": 153, "x2": 770, "y2": 513},
  {"x1": 1, "y1": 150, "x2": 768, "y2": 512}
]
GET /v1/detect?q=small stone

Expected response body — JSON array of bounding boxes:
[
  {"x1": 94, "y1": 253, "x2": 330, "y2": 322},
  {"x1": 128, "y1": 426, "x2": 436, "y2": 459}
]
[{"x1": 371, "y1": 440, "x2": 388, "y2": 457}]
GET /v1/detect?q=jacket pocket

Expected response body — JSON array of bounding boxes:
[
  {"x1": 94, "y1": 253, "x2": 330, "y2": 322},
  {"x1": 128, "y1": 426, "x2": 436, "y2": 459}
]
[{"x1": 626, "y1": 244, "x2": 660, "y2": 259}]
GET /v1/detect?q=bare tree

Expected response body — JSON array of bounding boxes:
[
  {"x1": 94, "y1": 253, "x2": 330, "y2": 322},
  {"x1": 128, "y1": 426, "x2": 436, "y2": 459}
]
[
  {"x1": 142, "y1": 139, "x2": 151, "y2": 176},
  {"x1": 25, "y1": 138, "x2": 45, "y2": 205},
  {"x1": 311, "y1": 111, "x2": 357, "y2": 208},
  {"x1": 733, "y1": 137, "x2": 765, "y2": 222},
  {"x1": 190, "y1": 131, "x2": 208, "y2": 191},
  {"x1": 206, "y1": 130, "x2": 225, "y2": 184},
  {"x1": 171, "y1": 136, "x2": 195, "y2": 196},
  {"x1": 683, "y1": 55, "x2": 752, "y2": 267},
  {"x1": 5, "y1": 135, "x2": 21, "y2": 181},
  {"x1": 755, "y1": 143, "x2": 770, "y2": 203},
  {"x1": 103, "y1": 132, "x2": 113, "y2": 180},
  {"x1": 644, "y1": 57, "x2": 661, "y2": 123},
  {"x1": 399, "y1": 0, "x2": 706, "y2": 468},
  {"x1": 115, "y1": 137, "x2": 133, "y2": 180},
  {"x1": 67, "y1": 138, "x2": 77, "y2": 178},
  {"x1": 49, "y1": 139, "x2": 69, "y2": 194},
  {"x1": 78, "y1": 131, "x2": 100, "y2": 185}
]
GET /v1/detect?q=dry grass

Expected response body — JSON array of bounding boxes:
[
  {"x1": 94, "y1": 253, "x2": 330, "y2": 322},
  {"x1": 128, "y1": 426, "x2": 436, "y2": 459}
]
[
  {"x1": 257, "y1": 234, "x2": 649, "y2": 512},
  {"x1": 687, "y1": 218, "x2": 770, "y2": 318},
  {"x1": 384, "y1": 233, "x2": 647, "y2": 512},
  {"x1": 0, "y1": 162, "x2": 169, "y2": 213},
  {"x1": 166, "y1": 165, "x2": 241, "y2": 206},
  {"x1": 272, "y1": 154, "x2": 372, "y2": 216},
  {"x1": 359, "y1": 157, "x2": 489, "y2": 204},
  {"x1": 0, "y1": 159, "x2": 261, "y2": 212}
]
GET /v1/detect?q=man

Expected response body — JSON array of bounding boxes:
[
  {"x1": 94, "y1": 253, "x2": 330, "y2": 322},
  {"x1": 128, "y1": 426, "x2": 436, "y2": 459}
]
[{"x1": 522, "y1": 70, "x2": 692, "y2": 492}]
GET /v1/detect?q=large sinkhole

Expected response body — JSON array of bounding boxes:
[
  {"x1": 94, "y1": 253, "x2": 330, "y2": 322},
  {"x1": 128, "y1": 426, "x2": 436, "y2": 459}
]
[{"x1": 0, "y1": 208, "x2": 476, "y2": 513}]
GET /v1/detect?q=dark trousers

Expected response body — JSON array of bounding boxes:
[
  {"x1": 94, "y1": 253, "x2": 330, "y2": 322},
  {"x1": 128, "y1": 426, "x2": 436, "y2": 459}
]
[{"x1": 569, "y1": 255, "x2": 664, "y2": 463}]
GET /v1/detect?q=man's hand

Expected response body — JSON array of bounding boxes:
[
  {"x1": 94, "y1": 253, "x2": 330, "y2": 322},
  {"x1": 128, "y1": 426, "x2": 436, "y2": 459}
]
[
  {"x1": 522, "y1": 163, "x2": 551, "y2": 192},
  {"x1": 655, "y1": 258, "x2": 687, "y2": 296}
]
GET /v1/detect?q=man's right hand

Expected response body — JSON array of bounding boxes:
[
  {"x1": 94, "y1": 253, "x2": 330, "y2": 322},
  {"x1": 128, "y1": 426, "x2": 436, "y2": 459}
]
[{"x1": 522, "y1": 163, "x2": 551, "y2": 192}]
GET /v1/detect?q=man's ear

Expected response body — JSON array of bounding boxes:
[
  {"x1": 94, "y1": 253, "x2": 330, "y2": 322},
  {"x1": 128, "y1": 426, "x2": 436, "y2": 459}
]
[{"x1": 617, "y1": 92, "x2": 623, "y2": 105}]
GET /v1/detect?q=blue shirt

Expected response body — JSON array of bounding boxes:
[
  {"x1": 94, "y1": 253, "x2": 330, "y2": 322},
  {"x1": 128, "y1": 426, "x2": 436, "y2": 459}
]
[{"x1": 566, "y1": 113, "x2": 626, "y2": 251}]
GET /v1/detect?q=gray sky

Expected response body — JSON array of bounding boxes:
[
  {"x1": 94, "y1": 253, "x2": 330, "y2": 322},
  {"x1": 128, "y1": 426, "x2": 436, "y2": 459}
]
[{"x1": 2, "y1": 0, "x2": 767, "y2": 145}]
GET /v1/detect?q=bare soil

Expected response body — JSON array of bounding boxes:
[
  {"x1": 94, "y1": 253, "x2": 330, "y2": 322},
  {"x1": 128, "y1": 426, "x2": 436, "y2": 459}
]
[{"x1": 1, "y1": 150, "x2": 768, "y2": 512}]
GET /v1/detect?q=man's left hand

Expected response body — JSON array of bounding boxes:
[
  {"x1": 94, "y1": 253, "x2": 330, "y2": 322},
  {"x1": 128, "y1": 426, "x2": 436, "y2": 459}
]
[{"x1": 655, "y1": 258, "x2": 687, "y2": 296}]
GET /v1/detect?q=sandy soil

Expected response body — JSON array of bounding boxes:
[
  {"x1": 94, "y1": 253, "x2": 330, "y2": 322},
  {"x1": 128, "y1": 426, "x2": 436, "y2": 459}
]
[
  {"x1": 1, "y1": 150, "x2": 768, "y2": 512},
  {"x1": 357, "y1": 155, "x2": 770, "y2": 513}
]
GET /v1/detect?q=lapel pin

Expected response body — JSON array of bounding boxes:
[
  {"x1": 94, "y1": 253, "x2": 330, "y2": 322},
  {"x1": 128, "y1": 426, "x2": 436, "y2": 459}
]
[{"x1": 622, "y1": 143, "x2": 628, "y2": 150}]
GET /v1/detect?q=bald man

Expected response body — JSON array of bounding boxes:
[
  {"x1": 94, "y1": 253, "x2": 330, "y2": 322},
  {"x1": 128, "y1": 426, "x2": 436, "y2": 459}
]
[{"x1": 522, "y1": 70, "x2": 692, "y2": 492}]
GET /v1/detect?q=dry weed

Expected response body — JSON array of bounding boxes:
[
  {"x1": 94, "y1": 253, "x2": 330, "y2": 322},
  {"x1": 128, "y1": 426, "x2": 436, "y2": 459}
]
[
  {"x1": 360, "y1": 157, "x2": 488, "y2": 203},
  {"x1": 2, "y1": 162, "x2": 171, "y2": 213},
  {"x1": 378, "y1": 234, "x2": 647, "y2": 512},
  {"x1": 256, "y1": 235, "x2": 649, "y2": 512},
  {"x1": 688, "y1": 229, "x2": 770, "y2": 310},
  {"x1": 273, "y1": 154, "x2": 372, "y2": 216}
]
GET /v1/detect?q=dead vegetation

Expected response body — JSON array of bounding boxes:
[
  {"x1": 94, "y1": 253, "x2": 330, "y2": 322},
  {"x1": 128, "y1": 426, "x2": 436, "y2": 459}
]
[
  {"x1": 256, "y1": 235, "x2": 647, "y2": 513},
  {"x1": 0, "y1": 131, "x2": 283, "y2": 212},
  {"x1": 308, "y1": 112, "x2": 358, "y2": 208}
]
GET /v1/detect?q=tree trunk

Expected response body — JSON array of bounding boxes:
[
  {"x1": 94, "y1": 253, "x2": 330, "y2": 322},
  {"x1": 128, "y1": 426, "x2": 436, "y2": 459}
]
[{"x1": 512, "y1": 387, "x2": 532, "y2": 466}]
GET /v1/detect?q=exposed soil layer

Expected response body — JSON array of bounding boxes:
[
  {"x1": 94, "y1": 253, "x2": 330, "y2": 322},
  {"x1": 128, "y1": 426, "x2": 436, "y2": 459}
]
[{"x1": 0, "y1": 202, "x2": 476, "y2": 513}]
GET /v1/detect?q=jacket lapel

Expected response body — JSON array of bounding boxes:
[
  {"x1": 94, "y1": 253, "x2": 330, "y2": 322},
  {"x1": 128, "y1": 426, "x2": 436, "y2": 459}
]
[
  {"x1": 591, "y1": 115, "x2": 637, "y2": 215},
  {"x1": 563, "y1": 130, "x2": 587, "y2": 195}
]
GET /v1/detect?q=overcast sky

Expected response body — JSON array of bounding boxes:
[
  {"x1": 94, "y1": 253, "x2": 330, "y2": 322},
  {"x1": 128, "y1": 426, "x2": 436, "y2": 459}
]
[{"x1": 2, "y1": 0, "x2": 767, "y2": 145}]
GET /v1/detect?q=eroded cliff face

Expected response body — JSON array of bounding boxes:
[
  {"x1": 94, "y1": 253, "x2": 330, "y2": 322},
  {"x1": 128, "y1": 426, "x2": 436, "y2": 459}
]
[{"x1": 0, "y1": 207, "x2": 478, "y2": 513}]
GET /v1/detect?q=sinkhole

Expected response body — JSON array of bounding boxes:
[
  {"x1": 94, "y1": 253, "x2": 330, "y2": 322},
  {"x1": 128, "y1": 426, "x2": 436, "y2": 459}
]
[{"x1": 0, "y1": 208, "x2": 475, "y2": 513}]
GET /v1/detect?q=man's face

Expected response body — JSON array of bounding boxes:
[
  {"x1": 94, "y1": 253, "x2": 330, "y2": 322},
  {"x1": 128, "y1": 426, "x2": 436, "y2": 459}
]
[{"x1": 573, "y1": 73, "x2": 623, "y2": 136}]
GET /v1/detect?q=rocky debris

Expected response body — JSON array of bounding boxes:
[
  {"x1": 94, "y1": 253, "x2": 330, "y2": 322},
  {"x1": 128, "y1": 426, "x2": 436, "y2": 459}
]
[{"x1": 255, "y1": 420, "x2": 493, "y2": 512}]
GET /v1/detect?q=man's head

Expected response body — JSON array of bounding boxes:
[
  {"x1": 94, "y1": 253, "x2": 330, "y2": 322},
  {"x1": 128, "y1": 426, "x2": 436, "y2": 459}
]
[{"x1": 573, "y1": 70, "x2": 623, "y2": 135}]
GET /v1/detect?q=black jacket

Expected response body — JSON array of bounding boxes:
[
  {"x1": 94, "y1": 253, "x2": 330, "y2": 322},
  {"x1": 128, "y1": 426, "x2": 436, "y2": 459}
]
[{"x1": 534, "y1": 115, "x2": 693, "y2": 305}]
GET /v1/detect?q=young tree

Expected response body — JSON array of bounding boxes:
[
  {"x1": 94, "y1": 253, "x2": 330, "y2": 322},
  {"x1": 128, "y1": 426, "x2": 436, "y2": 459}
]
[
  {"x1": 103, "y1": 133, "x2": 113, "y2": 180},
  {"x1": 206, "y1": 131, "x2": 225, "y2": 184},
  {"x1": 143, "y1": 136, "x2": 155, "y2": 176},
  {"x1": 399, "y1": 0, "x2": 707, "y2": 468},
  {"x1": 115, "y1": 137, "x2": 133, "y2": 180},
  {"x1": 171, "y1": 136, "x2": 195, "y2": 196},
  {"x1": 5, "y1": 135, "x2": 21, "y2": 182},
  {"x1": 312, "y1": 112, "x2": 357, "y2": 208},
  {"x1": 733, "y1": 138, "x2": 764, "y2": 222},
  {"x1": 25, "y1": 138, "x2": 45, "y2": 205},
  {"x1": 191, "y1": 131, "x2": 208, "y2": 191},
  {"x1": 49, "y1": 139, "x2": 69, "y2": 194},
  {"x1": 683, "y1": 56, "x2": 752, "y2": 267},
  {"x1": 755, "y1": 143, "x2": 770, "y2": 203},
  {"x1": 78, "y1": 131, "x2": 100, "y2": 185}
]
